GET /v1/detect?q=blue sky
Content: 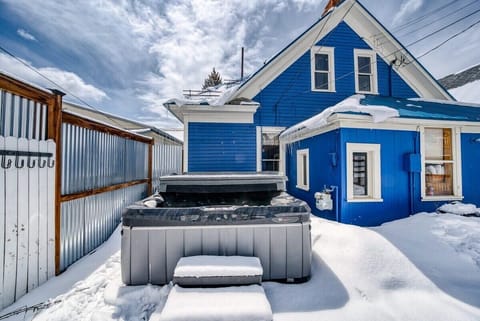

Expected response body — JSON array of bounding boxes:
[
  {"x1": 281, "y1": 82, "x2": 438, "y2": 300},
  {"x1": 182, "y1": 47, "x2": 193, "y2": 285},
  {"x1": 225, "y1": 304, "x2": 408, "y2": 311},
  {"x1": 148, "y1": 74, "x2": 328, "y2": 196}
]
[{"x1": 0, "y1": 0, "x2": 479, "y2": 132}]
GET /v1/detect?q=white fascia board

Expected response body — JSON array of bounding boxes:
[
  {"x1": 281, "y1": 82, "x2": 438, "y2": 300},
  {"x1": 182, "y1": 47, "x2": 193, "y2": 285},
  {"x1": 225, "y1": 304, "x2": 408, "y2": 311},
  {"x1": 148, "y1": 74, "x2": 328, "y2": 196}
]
[
  {"x1": 343, "y1": 6, "x2": 452, "y2": 100},
  {"x1": 232, "y1": 0, "x2": 354, "y2": 100},
  {"x1": 170, "y1": 104, "x2": 259, "y2": 124},
  {"x1": 281, "y1": 113, "x2": 480, "y2": 144}
]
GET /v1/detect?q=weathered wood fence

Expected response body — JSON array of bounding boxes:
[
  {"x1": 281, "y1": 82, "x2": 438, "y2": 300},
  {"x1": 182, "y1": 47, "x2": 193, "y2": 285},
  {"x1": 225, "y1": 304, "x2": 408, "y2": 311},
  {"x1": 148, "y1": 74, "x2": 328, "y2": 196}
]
[{"x1": 0, "y1": 72, "x2": 182, "y2": 309}]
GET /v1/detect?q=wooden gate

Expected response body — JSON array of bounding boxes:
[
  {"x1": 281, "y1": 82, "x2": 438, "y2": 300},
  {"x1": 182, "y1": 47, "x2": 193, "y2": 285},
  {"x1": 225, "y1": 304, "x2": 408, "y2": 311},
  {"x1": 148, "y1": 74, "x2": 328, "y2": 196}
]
[{"x1": 0, "y1": 73, "x2": 61, "y2": 309}]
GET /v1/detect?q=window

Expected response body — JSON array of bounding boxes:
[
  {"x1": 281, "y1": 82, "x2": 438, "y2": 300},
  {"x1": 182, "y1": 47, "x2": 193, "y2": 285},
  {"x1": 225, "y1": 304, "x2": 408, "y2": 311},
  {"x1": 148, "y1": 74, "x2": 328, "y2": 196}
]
[
  {"x1": 347, "y1": 143, "x2": 382, "y2": 202},
  {"x1": 422, "y1": 128, "x2": 462, "y2": 199},
  {"x1": 311, "y1": 46, "x2": 335, "y2": 92},
  {"x1": 354, "y1": 49, "x2": 377, "y2": 94},
  {"x1": 256, "y1": 127, "x2": 284, "y2": 172},
  {"x1": 296, "y1": 149, "x2": 309, "y2": 190}
]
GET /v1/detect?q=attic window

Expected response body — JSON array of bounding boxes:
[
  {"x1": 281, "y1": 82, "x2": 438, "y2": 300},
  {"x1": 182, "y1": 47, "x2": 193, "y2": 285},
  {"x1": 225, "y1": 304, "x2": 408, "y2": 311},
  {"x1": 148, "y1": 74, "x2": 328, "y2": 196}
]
[
  {"x1": 354, "y1": 49, "x2": 378, "y2": 94},
  {"x1": 311, "y1": 46, "x2": 335, "y2": 92}
]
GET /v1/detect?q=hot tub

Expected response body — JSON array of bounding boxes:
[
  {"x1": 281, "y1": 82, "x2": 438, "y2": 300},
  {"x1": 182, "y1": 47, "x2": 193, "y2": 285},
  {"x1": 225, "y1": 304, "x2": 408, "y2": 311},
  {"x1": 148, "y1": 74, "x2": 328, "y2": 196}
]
[{"x1": 121, "y1": 173, "x2": 312, "y2": 285}]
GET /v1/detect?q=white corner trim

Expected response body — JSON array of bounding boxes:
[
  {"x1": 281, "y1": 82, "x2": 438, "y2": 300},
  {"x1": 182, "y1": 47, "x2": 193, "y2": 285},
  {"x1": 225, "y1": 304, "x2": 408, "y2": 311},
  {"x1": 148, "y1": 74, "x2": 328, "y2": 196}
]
[
  {"x1": 256, "y1": 127, "x2": 262, "y2": 172},
  {"x1": 183, "y1": 115, "x2": 189, "y2": 172}
]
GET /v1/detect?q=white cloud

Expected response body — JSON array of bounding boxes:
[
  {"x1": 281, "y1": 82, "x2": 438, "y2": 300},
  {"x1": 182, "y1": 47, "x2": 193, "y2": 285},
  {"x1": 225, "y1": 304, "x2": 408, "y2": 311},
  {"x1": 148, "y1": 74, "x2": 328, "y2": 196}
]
[
  {"x1": 17, "y1": 29, "x2": 36, "y2": 41},
  {"x1": 0, "y1": 53, "x2": 107, "y2": 102},
  {"x1": 392, "y1": 0, "x2": 424, "y2": 27}
]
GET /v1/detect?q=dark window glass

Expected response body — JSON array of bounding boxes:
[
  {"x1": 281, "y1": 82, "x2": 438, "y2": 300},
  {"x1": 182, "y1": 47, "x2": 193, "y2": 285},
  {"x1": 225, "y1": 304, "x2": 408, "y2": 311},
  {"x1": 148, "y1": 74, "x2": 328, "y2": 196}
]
[
  {"x1": 262, "y1": 132, "x2": 279, "y2": 172},
  {"x1": 315, "y1": 53, "x2": 329, "y2": 71},
  {"x1": 358, "y1": 56, "x2": 371, "y2": 73},
  {"x1": 302, "y1": 154, "x2": 308, "y2": 186},
  {"x1": 358, "y1": 74, "x2": 371, "y2": 92},
  {"x1": 353, "y1": 152, "x2": 367, "y2": 196},
  {"x1": 314, "y1": 72, "x2": 329, "y2": 90}
]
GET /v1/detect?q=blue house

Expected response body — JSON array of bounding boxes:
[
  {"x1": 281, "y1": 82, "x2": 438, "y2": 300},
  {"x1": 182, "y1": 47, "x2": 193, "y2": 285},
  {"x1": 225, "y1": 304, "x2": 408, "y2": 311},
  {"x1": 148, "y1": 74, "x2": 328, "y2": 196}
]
[{"x1": 165, "y1": 0, "x2": 480, "y2": 225}]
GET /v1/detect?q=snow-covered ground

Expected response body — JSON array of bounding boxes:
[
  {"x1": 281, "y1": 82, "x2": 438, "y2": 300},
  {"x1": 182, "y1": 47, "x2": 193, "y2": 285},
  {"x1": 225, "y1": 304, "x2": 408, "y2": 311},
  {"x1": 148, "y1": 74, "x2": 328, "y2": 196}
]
[{"x1": 1, "y1": 212, "x2": 479, "y2": 321}]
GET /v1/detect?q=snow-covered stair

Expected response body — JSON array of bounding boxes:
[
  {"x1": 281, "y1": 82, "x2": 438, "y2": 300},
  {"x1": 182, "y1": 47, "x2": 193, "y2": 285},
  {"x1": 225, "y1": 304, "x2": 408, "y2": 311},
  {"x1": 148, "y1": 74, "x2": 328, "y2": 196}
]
[
  {"x1": 173, "y1": 255, "x2": 263, "y2": 286},
  {"x1": 151, "y1": 255, "x2": 273, "y2": 321}
]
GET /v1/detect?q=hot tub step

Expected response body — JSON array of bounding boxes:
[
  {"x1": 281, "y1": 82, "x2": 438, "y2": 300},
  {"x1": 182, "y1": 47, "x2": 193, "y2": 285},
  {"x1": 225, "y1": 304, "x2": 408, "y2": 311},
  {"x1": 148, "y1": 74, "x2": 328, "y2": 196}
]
[
  {"x1": 151, "y1": 284, "x2": 273, "y2": 321},
  {"x1": 173, "y1": 255, "x2": 263, "y2": 287}
]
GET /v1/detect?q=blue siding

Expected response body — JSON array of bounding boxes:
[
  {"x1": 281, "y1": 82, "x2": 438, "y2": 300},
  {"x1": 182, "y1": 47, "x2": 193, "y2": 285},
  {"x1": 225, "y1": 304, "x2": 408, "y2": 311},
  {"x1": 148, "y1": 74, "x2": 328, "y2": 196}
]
[
  {"x1": 286, "y1": 130, "x2": 342, "y2": 222},
  {"x1": 460, "y1": 134, "x2": 480, "y2": 207},
  {"x1": 287, "y1": 128, "x2": 423, "y2": 226},
  {"x1": 188, "y1": 123, "x2": 256, "y2": 172},
  {"x1": 288, "y1": 128, "x2": 480, "y2": 226},
  {"x1": 339, "y1": 128, "x2": 417, "y2": 226},
  {"x1": 253, "y1": 22, "x2": 419, "y2": 128}
]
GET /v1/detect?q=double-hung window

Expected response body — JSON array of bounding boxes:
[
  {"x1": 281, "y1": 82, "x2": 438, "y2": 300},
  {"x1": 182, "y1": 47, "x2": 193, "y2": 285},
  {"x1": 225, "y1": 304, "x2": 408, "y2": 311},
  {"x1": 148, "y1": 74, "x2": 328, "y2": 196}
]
[
  {"x1": 347, "y1": 143, "x2": 382, "y2": 202},
  {"x1": 296, "y1": 149, "x2": 309, "y2": 190},
  {"x1": 311, "y1": 46, "x2": 335, "y2": 92},
  {"x1": 257, "y1": 127, "x2": 284, "y2": 172},
  {"x1": 354, "y1": 49, "x2": 378, "y2": 94},
  {"x1": 422, "y1": 127, "x2": 462, "y2": 199}
]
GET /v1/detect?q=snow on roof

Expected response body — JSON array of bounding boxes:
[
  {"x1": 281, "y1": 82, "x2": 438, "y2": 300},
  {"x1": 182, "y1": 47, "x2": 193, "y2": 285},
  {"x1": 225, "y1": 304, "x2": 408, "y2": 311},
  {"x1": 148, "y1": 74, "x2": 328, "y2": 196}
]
[
  {"x1": 280, "y1": 94, "x2": 399, "y2": 141},
  {"x1": 448, "y1": 79, "x2": 480, "y2": 105},
  {"x1": 63, "y1": 110, "x2": 152, "y2": 141},
  {"x1": 164, "y1": 84, "x2": 257, "y2": 107}
]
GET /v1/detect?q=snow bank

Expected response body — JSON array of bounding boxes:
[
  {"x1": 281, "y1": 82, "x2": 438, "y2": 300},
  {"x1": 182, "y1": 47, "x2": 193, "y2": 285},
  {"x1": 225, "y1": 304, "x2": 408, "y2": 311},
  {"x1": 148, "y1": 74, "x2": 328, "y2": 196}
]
[
  {"x1": 173, "y1": 256, "x2": 263, "y2": 278},
  {"x1": 280, "y1": 95, "x2": 399, "y2": 141},
  {"x1": 3, "y1": 214, "x2": 480, "y2": 321},
  {"x1": 437, "y1": 201, "x2": 479, "y2": 215},
  {"x1": 151, "y1": 285, "x2": 272, "y2": 321}
]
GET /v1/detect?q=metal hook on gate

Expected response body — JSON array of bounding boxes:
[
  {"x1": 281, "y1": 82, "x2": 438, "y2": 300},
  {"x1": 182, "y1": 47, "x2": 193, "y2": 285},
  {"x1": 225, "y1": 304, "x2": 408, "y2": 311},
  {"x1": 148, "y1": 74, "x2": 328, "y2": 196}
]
[
  {"x1": 1, "y1": 156, "x2": 12, "y2": 169},
  {"x1": 38, "y1": 157, "x2": 47, "y2": 168},
  {"x1": 27, "y1": 156, "x2": 36, "y2": 168},
  {"x1": 15, "y1": 156, "x2": 25, "y2": 169},
  {"x1": 47, "y1": 158, "x2": 55, "y2": 168}
]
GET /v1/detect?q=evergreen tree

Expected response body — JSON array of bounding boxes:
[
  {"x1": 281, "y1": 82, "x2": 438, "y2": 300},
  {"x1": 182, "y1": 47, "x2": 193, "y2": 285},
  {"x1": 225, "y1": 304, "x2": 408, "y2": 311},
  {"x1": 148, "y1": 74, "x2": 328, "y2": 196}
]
[{"x1": 202, "y1": 67, "x2": 222, "y2": 89}]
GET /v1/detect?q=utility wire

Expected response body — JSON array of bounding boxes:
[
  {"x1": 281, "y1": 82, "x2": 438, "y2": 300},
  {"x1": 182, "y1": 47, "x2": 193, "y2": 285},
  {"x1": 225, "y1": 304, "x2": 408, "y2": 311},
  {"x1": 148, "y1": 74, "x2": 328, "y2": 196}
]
[
  {"x1": 0, "y1": 44, "x2": 159, "y2": 131},
  {"x1": 405, "y1": 8, "x2": 480, "y2": 47},
  {"x1": 392, "y1": 0, "x2": 458, "y2": 32},
  {"x1": 395, "y1": 0, "x2": 479, "y2": 38},
  {"x1": 416, "y1": 18, "x2": 480, "y2": 60},
  {"x1": 284, "y1": 5, "x2": 480, "y2": 98}
]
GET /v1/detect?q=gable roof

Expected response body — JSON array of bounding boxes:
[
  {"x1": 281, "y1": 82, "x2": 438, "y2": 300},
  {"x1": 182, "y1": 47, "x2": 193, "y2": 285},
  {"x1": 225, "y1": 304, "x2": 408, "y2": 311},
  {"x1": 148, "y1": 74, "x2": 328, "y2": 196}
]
[
  {"x1": 232, "y1": 0, "x2": 453, "y2": 102},
  {"x1": 63, "y1": 100, "x2": 183, "y2": 145}
]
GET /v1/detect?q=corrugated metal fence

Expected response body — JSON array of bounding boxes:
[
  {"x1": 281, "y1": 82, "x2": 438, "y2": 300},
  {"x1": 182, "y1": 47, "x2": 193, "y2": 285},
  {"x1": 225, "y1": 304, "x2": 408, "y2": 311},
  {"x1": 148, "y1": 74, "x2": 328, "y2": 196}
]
[
  {"x1": 1, "y1": 72, "x2": 183, "y2": 309},
  {"x1": 59, "y1": 113, "x2": 151, "y2": 271},
  {"x1": 60, "y1": 183, "x2": 146, "y2": 270},
  {"x1": 152, "y1": 143, "x2": 182, "y2": 192}
]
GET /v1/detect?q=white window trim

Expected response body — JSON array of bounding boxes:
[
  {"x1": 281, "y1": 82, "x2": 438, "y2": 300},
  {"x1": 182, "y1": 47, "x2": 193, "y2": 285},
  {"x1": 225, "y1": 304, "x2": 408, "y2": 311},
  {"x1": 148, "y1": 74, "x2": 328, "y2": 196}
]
[
  {"x1": 256, "y1": 126, "x2": 285, "y2": 173},
  {"x1": 311, "y1": 46, "x2": 336, "y2": 92},
  {"x1": 296, "y1": 149, "x2": 310, "y2": 191},
  {"x1": 346, "y1": 143, "x2": 382, "y2": 202},
  {"x1": 420, "y1": 127, "x2": 463, "y2": 201},
  {"x1": 354, "y1": 49, "x2": 378, "y2": 94}
]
